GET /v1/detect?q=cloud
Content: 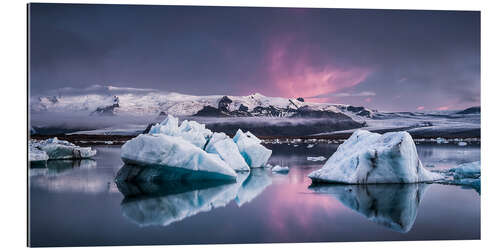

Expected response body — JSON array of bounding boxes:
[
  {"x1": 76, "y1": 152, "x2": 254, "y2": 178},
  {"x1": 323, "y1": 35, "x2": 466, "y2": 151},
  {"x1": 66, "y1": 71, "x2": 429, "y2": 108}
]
[
  {"x1": 308, "y1": 91, "x2": 376, "y2": 98},
  {"x1": 264, "y1": 36, "x2": 372, "y2": 102},
  {"x1": 35, "y1": 84, "x2": 158, "y2": 97}
]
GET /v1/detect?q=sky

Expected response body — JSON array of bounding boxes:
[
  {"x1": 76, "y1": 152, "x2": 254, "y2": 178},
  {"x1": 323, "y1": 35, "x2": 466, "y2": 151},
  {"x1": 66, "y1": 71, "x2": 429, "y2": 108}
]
[{"x1": 29, "y1": 4, "x2": 480, "y2": 111}]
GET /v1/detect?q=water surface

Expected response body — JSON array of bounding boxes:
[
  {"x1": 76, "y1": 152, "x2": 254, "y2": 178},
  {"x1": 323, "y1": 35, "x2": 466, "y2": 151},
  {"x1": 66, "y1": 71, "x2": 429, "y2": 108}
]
[{"x1": 29, "y1": 143, "x2": 480, "y2": 247}]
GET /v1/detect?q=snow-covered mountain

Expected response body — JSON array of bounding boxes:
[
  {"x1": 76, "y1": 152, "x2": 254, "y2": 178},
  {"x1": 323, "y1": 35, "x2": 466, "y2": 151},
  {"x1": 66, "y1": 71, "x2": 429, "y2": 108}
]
[{"x1": 30, "y1": 85, "x2": 376, "y2": 120}]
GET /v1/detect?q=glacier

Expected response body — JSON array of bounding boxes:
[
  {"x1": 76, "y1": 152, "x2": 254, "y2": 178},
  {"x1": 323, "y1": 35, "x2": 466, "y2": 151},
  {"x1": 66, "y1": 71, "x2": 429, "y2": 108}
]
[
  {"x1": 233, "y1": 129, "x2": 272, "y2": 168},
  {"x1": 308, "y1": 130, "x2": 442, "y2": 184},
  {"x1": 120, "y1": 134, "x2": 237, "y2": 181},
  {"x1": 29, "y1": 137, "x2": 96, "y2": 161}
]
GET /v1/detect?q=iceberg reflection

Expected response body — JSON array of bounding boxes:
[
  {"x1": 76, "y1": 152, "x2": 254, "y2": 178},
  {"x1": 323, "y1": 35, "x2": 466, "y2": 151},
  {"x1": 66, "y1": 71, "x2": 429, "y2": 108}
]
[
  {"x1": 309, "y1": 184, "x2": 429, "y2": 233},
  {"x1": 116, "y1": 165, "x2": 272, "y2": 227}
]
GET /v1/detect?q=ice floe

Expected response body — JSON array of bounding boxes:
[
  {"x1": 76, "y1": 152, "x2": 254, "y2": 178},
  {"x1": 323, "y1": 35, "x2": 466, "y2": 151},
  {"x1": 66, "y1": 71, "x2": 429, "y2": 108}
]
[
  {"x1": 271, "y1": 165, "x2": 289, "y2": 173},
  {"x1": 434, "y1": 161, "x2": 480, "y2": 193},
  {"x1": 29, "y1": 137, "x2": 96, "y2": 162},
  {"x1": 308, "y1": 130, "x2": 442, "y2": 184},
  {"x1": 307, "y1": 156, "x2": 327, "y2": 162}
]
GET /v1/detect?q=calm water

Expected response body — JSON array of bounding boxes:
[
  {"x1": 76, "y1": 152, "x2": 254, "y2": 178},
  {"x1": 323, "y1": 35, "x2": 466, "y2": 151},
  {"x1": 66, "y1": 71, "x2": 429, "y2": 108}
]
[{"x1": 28, "y1": 143, "x2": 480, "y2": 247}]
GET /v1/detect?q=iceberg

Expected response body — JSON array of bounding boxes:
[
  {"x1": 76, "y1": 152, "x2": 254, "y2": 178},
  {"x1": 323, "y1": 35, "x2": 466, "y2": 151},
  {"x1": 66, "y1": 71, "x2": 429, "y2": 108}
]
[
  {"x1": 309, "y1": 184, "x2": 429, "y2": 232},
  {"x1": 29, "y1": 146, "x2": 49, "y2": 166},
  {"x1": 435, "y1": 161, "x2": 480, "y2": 194},
  {"x1": 233, "y1": 129, "x2": 272, "y2": 168},
  {"x1": 29, "y1": 137, "x2": 96, "y2": 161},
  {"x1": 308, "y1": 130, "x2": 442, "y2": 184},
  {"x1": 205, "y1": 133, "x2": 250, "y2": 172},
  {"x1": 271, "y1": 165, "x2": 289, "y2": 173},
  {"x1": 120, "y1": 134, "x2": 237, "y2": 181},
  {"x1": 149, "y1": 115, "x2": 213, "y2": 148}
]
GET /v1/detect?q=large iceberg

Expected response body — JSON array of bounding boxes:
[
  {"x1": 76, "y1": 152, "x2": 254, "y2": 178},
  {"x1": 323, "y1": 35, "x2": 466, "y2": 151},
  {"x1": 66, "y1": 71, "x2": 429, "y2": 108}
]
[
  {"x1": 309, "y1": 184, "x2": 429, "y2": 232},
  {"x1": 233, "y1": 129, "x2": 272, "y2": 168},
  {"x1": 124, "y1": 116, "x2": 271, "y2": 180},
  {"x1": 121, "y1": 134, "x2": 237, "y2": 181},
  {"x1": 29, "y1": 137, "x2": 96, "y2": 161},
  {"x1": 308, "y1": 130, "x2": 441, "y2": 184}
]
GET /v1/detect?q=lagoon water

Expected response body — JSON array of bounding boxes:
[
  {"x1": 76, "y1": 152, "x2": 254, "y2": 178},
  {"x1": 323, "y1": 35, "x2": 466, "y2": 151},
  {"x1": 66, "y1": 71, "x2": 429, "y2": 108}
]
[{"x1": 29, "y1": 143, "x2": 480, "y2": 247}]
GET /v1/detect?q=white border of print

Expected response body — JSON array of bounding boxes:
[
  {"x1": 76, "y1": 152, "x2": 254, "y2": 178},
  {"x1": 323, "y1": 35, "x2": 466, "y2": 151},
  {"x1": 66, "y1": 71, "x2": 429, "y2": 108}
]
[{"x1": 2, "y1": 0, "x2": 499, "y2": 250}]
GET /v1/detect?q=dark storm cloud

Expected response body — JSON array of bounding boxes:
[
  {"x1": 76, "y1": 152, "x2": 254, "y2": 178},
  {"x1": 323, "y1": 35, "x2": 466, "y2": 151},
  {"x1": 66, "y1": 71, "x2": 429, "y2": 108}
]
[{"x1": 29, "y1": 4, "x2": 480, "y2": 111}]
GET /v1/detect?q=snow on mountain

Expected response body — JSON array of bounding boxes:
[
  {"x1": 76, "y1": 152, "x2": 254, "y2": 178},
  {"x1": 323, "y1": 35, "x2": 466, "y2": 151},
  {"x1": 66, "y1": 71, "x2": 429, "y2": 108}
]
[{"x1": 30, "y1": 85, "x2": 376, "y2": 119}]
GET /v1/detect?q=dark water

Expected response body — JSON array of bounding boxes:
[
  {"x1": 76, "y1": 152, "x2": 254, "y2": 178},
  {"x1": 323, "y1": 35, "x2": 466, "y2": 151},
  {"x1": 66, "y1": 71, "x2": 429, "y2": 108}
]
[{"x1": 28, "y1": 143, "x2": 480, "y2": 247}]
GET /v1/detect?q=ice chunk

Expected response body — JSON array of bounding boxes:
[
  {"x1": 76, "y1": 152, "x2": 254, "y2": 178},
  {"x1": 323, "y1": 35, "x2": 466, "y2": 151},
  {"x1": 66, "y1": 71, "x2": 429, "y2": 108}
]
[
  {"x1": 457, "y1": 141, "x2": 468, "y2": 147},
  {"x1": 308, "y1": 130, "x2": 442, "y2": 184},
  {"x1": 451, "y1": 161, "x2": 480, "y2": 179},
  {"x1": 121, "y1": 134, "x2": 237, "y2": 181},
  {"x1": 309, "y1": 184, "x2": 429, "y2": 232},
  {"x1": 436, "y1": 137, "x2": 448, "y2": 144},
  {"x1": 29, "y1": 145, "x2": 49, "y2": 165},
  {"x1": 205, "y1": 134, "x2": 250, "y2": 172},
  {"x1": 149, "y1": 115, "x2": 213, "y2": 148},
  {"x1": 271, "y1": 165, "x2": 289, "y2": 173},
  {"x1": 30, "y1": 137, "x2": 96, "y2": 160},
  {"x1": 307, "y1": 156, "x2": 327, "y2": 162},
  {"x1": 434, "y1": 161, "x2": 480, "y2": 193},
  {"x1": 306, "y1": 144, "x2": 315, "y2": 148},
  {"x1": 233, "y1": 129, "x2": 272, "y2": 168}
]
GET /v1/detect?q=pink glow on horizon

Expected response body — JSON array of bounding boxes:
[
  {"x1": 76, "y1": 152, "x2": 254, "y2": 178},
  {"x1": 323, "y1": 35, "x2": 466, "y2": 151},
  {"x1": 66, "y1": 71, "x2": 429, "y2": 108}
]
[
  {"x1": 437, "y1": 106, "x2": 450, "y2": 111},
  {"x1": 417, "y1": 106, "x2": 425, "y2": 110},
  {"x1": 265, "y1": 38, "x2": 372, "y2": 102}
]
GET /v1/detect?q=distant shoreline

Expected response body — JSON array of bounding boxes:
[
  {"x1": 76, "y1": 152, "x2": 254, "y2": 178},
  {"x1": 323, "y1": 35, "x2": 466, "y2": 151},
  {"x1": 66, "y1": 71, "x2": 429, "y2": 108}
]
[{"x1": 30, "y1": 130, "x2": 481, "y2": 147}]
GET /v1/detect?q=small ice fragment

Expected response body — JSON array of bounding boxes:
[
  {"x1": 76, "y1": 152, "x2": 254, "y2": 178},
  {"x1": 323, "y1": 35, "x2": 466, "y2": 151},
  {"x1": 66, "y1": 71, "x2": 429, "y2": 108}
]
[
  {"x1": 306, "y1": 144, "x2": 315, "y2": 148},
  {"x1": 271, "y1": 165, "x2": 289, "y2": 173},
  {"x1": 307, "y1": 156, "x2": 327, "y2": 162}
]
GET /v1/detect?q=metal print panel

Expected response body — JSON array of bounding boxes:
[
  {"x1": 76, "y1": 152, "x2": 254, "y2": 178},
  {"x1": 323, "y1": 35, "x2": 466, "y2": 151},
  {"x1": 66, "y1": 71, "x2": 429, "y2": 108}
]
[{"x1": 28, "y1": 3, "x2": 480, "y2": 247}]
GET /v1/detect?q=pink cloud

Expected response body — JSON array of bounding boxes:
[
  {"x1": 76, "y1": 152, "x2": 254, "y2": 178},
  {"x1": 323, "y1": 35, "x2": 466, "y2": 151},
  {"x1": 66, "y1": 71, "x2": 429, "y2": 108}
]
[
  {"x1": 417, "y1": 106, "x2": 425, "y2": 110},
  {"x1": 264, "y1": 37, "x2": 372, "y2": 102},
  {"x1": 364, "y1": 97, "x2": 372, "y2": 103},
  {"x1": 437, "y1": 106, "x2": 450, "y2": 111}
]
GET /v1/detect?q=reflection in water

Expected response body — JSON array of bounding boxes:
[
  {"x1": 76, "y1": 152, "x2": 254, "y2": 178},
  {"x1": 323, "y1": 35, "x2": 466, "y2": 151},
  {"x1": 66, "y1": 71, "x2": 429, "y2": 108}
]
[
  {"x1": 30, "y1": 159, "x2": 97, "y2": 177},
  {"x1": 309, "y1": 184, "x2": 429, "y2": 233},
  {"x1": 29, "y1": 159, "x2": 119, "y2": 194},
  {"x1": 116, "y1": 166, "x2": 272, "y2": 227}
]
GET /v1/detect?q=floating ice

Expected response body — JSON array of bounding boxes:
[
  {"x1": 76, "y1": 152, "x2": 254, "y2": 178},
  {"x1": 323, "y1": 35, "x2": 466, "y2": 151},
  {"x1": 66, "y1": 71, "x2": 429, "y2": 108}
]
[
  {"x1": 436, "y1": 137, "x2": 448, "y2": 144},
  {"x1": 205, "y1": 133, "x2": 250, "y2": 172},
  {"x1": 121, "y1": 134, "x2": 237, "y2": 181},
  {"x1": 233, "y1": 129, "x2": 272, "y2": 168},
  {"x1": 306, "y1": 144, "x2": 315, "y2": 148},
  {"x1": 30, "y1": 137, "x2": 96, "y2": 161},
  {"x1": 435, "y1": 161, "x2": 480, "y2": 193},
  {"x1": 308, "y1": 130, "x2": 442, "y2": 184},
  {"x1": 458, "y1": 141, "x2": 468, "y2": 147},
  {"x1": 309, "y1": 184, "x2": 429, "y2": 232},
  {"x1": 29, "y1": 145, "x2": 49, "y2": 165},
  {"x1": 149, "y1": 115, "x2": 213, "y2": 148},
  {"x1": 307, "y1": 156, "x2": 327, "y2": 162},
  {"x1": 271, "y1": 165, "x2": 289, "y2": 173}
]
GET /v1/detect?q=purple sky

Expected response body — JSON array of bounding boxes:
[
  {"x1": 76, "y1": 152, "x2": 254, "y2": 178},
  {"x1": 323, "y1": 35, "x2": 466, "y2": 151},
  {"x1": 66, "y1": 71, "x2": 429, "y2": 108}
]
[{"x1": 29, "y1": 4, "x2": 480, "y2": 111}]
